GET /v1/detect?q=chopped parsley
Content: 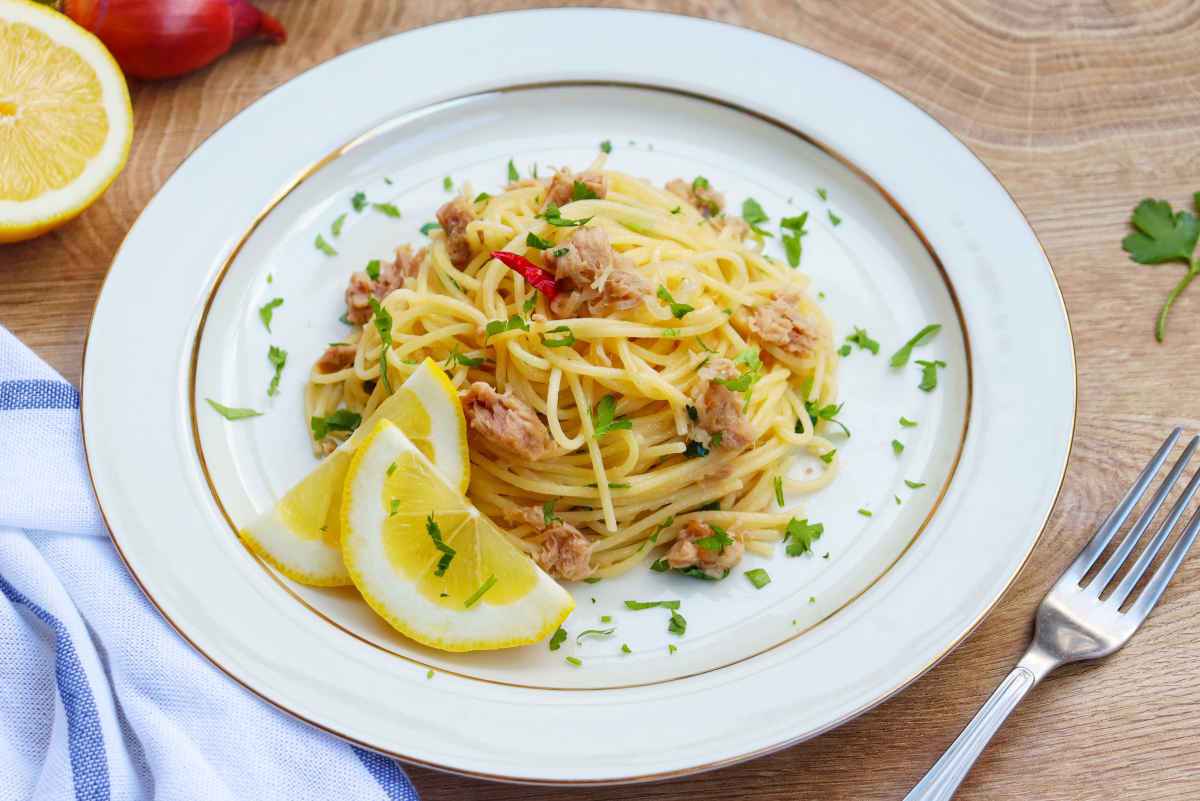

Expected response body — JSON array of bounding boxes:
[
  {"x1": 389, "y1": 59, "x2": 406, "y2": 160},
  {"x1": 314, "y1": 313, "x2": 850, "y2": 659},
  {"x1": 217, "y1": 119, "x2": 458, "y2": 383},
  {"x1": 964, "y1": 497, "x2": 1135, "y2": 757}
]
[
  {"x1": 565, "y1": 656, "x2": 582, "y2": 667},
  {"x1": 368, "y1": 298, "x2": 394, "y2": 393},
  {"x1": 744, "y1": 568, "x2": 771, "y2": 589},
  {"x1": 916, "y1": 359, "x2": 947, "y2": 391},
  {"x1": 828, "y1": 209, "x2": 842, "y2": 226},
  {"x1": 892, "y1": 439, "x2": 904, "y2": 455},
  {"x1": 575, "y1": 628, "x2": 615, "y2": 645},
  {"x1": 463, "y1": 574, "x2": 497, "y2": 608},
  {"x1": 905, "y1": 479, "x2": 927, "y2": 489},
  {"x1": 624, "y1": 600, "x2": 680, "y2": 611},
  {"x1": 741, "y1": 198, "x2": 773, "y2": 237},
  {"x1": 820, "y1": 449, "x2": 836, "y2": 464},
  {"x1": 817, "y1": 187, "x2": 828, "y2": 201},
  {"x1": 539, "y1": 202, "x2": 592, "y2": 228},
  {"x1": 484, "y1": 315, "x2": 530, "y2": 340},
  {"x1": 442, "y1": 176, "x2": 453, "y2": 191},
  {"x1": 670, "y1": 206, "x2": 681, "y2": 214},
  {"x1": 425, "y1": 515, "x2": 456, "y2": 576},
  {"x1": 590, "y1": 395, "x2": 632, "y2": 438},
  {"x1": 419, "y1": 222, "x2": 440, "y2": 236},
  {"x1": 365, "y1": 259, "x2": 381, "y2": 280},
  {"x1": 506, "y1": 159, "x2": 519, "y2": 182},
  {"x1": 650, "y1": 559, "x2": 669, "y2": 572},
  {"x1": 600, "y1": 140, "x2": 612, "y2": 154},
  {"x1": 774, "y1": 476, "x2": 785, "y2": 507},
  {"x1": 662, "y1": 328, "x2": 680, "y2": 338},
  {"x1": 1122, "y1": 195, "x2": 1200, "y2": 340},
  {"x1": 351, "y1": 192, "x2": 367, "y2": 212},
  {"x1": 331, "y1": 213, "x2": 347, "y2": 237},
  {"x1": 314, "y1": 234, "x2": 337, "y2": 256},
  {"x1": 310, "y1": 409, "x2": 361, "y2": 439},
  {"x1": 372, "y1": 202, "x2": 401, "y2": 218},
  {"x1": 844, "y1": 327, "x2": 880, "y2": 355},
  {"x1": 802, "y1": 400, "x2": 851, "y2": 437},
  {"x1": 889, "y1": 324, "x2": 942, "y2": 367},
  {"x1": 571, "y1": 180, "x2": 599, "y2": 201},
  {"x1": 267, "y1": 346, "x2": 287, "y2": 397},
  {"x1": 548, "y1": 627, "x2": 567, "y2": 651},
  {"x1": 443, "y1": 346, "x2": 485, "y2": 369},
  {"x1": 899, "y1": 416, "x2": 918, "y2": 427},
  {"x1": 425, "y1": 669, "x2": 433, "y2": 679},
  {"x1": 389, "y1": 499, "x2": 400, "y2": 517},
  {"x1": 258, "y1": 297, "x2": 283, "y2": 332},
  {"x1": 525, "y1": 232, "x2": 553, "y2": 250},
  {"x1": 668, "y1": 610, "x2": 687, "y2": 636},
  {"x1": 784, "y1": 518, "x2": 823, "y2": 557},
  {"x1": 668, "y1": 644, "x2": 678, "y2": 654},
  {"x1": 621, "y1": 643, "x2": 631, "y2": 654},
  {"x1": 649, "y1": 516, "x2": 674, "y2": 543},
  {"x1": 522, "y1": 295, "x2": 537, "y2": 314},
  {"x1": 780, "y1": 212, "x2": 808, "y2": 268},
  {"x1": 656, "y1": 285, "x2": 694, "y2": 319},
  {"x1": 694, "y1": 525, "x2": 733, "y2": 551},
  {"x1": 858, "y1": 508, "x2": 872, "y2": 517},
  {"x1": 386, "y1": 461, "x2": 397, "y2": 476},
  {"x1": 540, "y1": 325, "x2": 576, "y2": 348},
  {"x1": 542, "y1": 499, "x2": 558, "y2": 525},
  {"x1": 838, "y1": 344, "x2": 851, "y2": 358},
  {"x1": 600, "y1": 615, "x2": 612, "y2": 623},
  {"x1": 684, "y1": 440, "x2": 710, "y2": 458},
  {"x1": 206, "y1": 399, "x2": 261, "y2": 421},
  {"x1": 895, "y1": 495, "x2": 902, "y2": 505}
]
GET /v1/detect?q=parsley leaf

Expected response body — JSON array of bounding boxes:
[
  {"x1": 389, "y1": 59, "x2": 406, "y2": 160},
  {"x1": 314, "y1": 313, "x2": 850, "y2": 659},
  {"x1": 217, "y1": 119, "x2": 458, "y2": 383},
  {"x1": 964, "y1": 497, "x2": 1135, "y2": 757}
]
[
  {"x1": 858, "y1": 508, "x2": 873, "y2": 517},
  {"x1": 540, "y1": 325, "x2": 576, "y2": 348},
  {"x1": 656, "y1": 286, "x2": 694, "y2": 319},
  {"x1": 624, "y1": 600, "x2": 680, "y2": 610},
  {"x1": 820, "y1": 449, "x2": 836, "y2": 464},
  {"x1": 802, "y1": 400, "x2": 850, "y2": 437},
  {"x1": 548, "y1": 627, "x2": 567, "y2": 651},
  {"x1": 542, "y1": 499, "x2": 558, "y2": 525},
  {"x1": 368, "y1": 298, "x2": 394, "y2": 393},
  {"x1": 365, "y1": 259, "x2": 381, "y2": 281},
  {"x1": 915, "y1": 359, "x2": 947, "y2": 391},
  {"x1": 693, "y1": 525, "x2": 734, "y2": 551},
  {"x1": 745, "y1": 568, "x2": 771, "y2": 589},
  {"x1": 828, "y1": 209, "x2": 842, "y2": 226},
  {"x1": 590, "y1": 395, "x2": 632, "y2": 438},
  {"x1": 507, "y1": 159, "x2": 519, "y2": 182},
  {"x1": 1122, "y1": 196, "x2": 1200, "y2": 341},
  {"x1": 331, "y1": 213, "x2": 347, "y2": 237},
  {"x1": 485, "y1": 315, "x2": 530, "y2": 340},
  {"x1": 571, "y1": 180, "x2": 599, "y2": 201},
  {"x1": 892, "y1": 439, "x2": 904, "y2": 455},
  {"x1": 900, "y1": 416, "x2": 918, "y2": 427},
  {"x1": 741, "y1": 198, "x2": 773, "y2": 237},
  {"x1": 314, "y1": 234, "x2": 337, "y2": 256},
  {"x1": 600, "y1": 140, "x2": 612, "y2": 154},
  {"x1": 425, "y1": 514, "x2": 456, "y2": 576},
  {"x1": 206, "y1": 399, "x2": 261, "y2": 421},
  {"x1": 372, "y1": 202, "x2": 401, "y2": 218},
  {"x1": 267, "y1": 346, "x2": 286, "y2": 397},
  {"x1": 817, "y1": 187, "x2": 828, "y2": 201},
  {"x1": 474, "y1": 192, "x2": 491, "y2": 204},
  {"x1": 442, "y1": 176, "x2": 453, "y2": 191},
  {"x1": 668, "y1": 610, "x2": 687, "y2": 636},
  {"x1": 525, "y1": 232, "x2": 554, "y2": 250},
  {"x1": 844, "y1": 327, "x2": 880, "y2": 355},
  {"x1": 621, "y1": 643, "x2": 632, "y2": 654},
  {"x1": 784, "y1": 518, "x2": 824, "y2": 557},
  {"x1": 565, "y1": 656, "x2": 582, "y2": 667},
  {"x1": 419, "y1": 222, "x2": 440, "y2": 236},
  {"x1": 351, "y1": 192, "x2": 367, "y2": 213},
  {"x1": 258, "y1": 297, "x2": 283, "y2": 332},
  {"x1": 310, "y1": 408, "x2": 361, "y2": 439},
  {"x1": 650, "y1": 558, "x2": 669, "y2": 572},
  {"x1": 905, "y1": 479, "x2": 927, "y2": 489},
  {"x1": 539, "y1": 203, "x2": 592, "y2": 228},
  {"x1": 781, "y1": 211, "x2": 808, "y2": 266},
  {"x1": 890, "y1": 324, "x2": 942, "y2": 367},
  {"x1": 443, "y1": 345, "x2": 485, "y2": 369}
]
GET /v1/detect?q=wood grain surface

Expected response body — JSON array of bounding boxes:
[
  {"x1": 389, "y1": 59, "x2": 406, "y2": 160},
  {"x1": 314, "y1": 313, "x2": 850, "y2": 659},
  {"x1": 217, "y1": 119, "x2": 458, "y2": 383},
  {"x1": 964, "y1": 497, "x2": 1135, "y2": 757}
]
[{"x1": 5, "y1": 1, "x2": 1200, "y2": 798}]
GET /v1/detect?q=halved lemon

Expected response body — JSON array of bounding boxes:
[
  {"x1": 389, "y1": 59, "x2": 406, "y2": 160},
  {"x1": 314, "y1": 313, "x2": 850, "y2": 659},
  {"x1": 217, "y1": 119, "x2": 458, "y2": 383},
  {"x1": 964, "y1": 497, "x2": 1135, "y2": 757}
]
[
  {"x1": 0, "y1": 0, "x2": 133, "y2": 243},
  {"x1": 239, "y1": 358, "x2": 469, "y2": 586},
  {"x1": 342, "y1": 420, "x2": 573, "y2": 652}
]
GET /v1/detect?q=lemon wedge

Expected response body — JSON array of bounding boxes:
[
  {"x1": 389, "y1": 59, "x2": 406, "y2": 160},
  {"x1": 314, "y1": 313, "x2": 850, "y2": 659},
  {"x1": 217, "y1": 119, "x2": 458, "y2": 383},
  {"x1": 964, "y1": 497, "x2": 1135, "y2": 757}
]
[
  {"x1": 239, "y1": 358, "x2": 469, "y2": 586},
  {"x1": 0, "y1": 0, "x2": 133, "y2": 243},
  {"x1": 342, "y1": 420, "x2": 573, "y2": 652}
]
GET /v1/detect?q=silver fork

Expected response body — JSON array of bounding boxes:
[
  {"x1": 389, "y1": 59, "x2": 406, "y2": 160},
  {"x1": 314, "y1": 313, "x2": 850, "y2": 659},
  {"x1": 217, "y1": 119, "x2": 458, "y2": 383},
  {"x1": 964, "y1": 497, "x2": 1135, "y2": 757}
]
[{"x1": 905, "y1": 428, "x2": 1200, "y2": 801}]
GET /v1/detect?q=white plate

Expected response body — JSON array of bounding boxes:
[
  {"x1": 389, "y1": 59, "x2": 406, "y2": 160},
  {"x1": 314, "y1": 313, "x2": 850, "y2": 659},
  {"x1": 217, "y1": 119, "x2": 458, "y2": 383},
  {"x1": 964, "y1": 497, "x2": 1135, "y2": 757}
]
[{"x1": 83, "y1": 9, "x2": 1074, "y2": 784}]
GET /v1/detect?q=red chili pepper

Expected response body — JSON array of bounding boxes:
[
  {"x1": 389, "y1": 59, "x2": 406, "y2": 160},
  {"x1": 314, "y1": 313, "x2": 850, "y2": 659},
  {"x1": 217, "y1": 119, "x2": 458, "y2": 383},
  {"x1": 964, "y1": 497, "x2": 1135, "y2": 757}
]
[{"x1": 491, "y1": 251, "x2": 559, "y2": 301}]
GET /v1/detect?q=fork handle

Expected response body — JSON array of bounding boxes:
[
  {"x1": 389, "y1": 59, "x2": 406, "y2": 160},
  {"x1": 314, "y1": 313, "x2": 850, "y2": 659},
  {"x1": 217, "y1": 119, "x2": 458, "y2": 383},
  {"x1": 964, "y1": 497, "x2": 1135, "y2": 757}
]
[{"x1": 903, "y1": 648, "x2": 1057, "y2": 801}]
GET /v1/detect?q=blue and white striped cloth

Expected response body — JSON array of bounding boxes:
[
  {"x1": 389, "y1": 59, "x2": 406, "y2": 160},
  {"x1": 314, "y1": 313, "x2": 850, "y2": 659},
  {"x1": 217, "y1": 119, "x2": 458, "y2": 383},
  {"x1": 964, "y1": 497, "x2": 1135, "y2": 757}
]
[{"x1": 0, "y1": 326, "x2": 419, "y2": 801}]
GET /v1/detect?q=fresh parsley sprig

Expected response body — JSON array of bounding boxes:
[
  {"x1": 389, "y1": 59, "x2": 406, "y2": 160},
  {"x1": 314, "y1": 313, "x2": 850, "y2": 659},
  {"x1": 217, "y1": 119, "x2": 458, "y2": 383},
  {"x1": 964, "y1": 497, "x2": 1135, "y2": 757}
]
[
  {"x1": 656, "y1": 285, "x2": 694, "y2": 319},
  {"x1": 590, "y1": 395, "x2": 632, "y2": 438},
  {"x1": 1122, "y1": 194, "x2": 1200, "y2": 341}
]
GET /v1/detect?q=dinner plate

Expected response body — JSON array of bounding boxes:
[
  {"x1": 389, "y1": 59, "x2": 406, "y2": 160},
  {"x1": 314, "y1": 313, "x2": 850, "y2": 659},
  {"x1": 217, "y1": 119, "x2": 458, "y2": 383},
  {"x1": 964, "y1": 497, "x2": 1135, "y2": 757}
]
[{"x1": 82, "y1": 9, "x2": 1074, "y2": 784}]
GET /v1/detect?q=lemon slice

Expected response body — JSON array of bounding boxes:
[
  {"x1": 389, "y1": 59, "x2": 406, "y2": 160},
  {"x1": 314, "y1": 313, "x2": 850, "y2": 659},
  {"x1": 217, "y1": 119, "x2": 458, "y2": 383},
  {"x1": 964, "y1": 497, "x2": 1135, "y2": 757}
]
[
  {"x1": 342, "y1": 420, "x2": 573, "y2": 652},
  {"x1": 239, "y1": 358, "x2": 469, "y2": 586},
  {"x1": 0, "y1": 0, "x2": 133, "y2": 243}
]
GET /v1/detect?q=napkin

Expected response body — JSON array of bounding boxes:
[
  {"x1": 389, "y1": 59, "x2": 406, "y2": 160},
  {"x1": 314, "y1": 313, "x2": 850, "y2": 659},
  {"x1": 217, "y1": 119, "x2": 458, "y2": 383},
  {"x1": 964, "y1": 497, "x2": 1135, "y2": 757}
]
[{"x1": 0, "y1": 326, "x2": 419, "y2": 801}]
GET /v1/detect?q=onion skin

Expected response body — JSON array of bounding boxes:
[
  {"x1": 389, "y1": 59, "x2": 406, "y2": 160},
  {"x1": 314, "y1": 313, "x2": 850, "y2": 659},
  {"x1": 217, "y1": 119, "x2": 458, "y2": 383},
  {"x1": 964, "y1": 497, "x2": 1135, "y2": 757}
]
[{"x1": 61, "y1": 0, "x2": 286, "y2": 80}]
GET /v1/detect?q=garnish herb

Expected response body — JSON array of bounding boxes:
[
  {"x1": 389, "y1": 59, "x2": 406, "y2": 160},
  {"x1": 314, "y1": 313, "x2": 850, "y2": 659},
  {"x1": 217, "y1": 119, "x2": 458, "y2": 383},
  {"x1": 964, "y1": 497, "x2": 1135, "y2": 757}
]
[
  {"x1": 802, "y1": 401, "x2": 851, "y2": 437},
  {"x1": 314, "y1": 234, "x2": 337, "y2": 256},
  {"x1": 650, "y1": 559, "x2": 669, "y2": 572},
  {"x1": 838, "y1": 344, "x2": 851, "y2": 358},
  {"x1": 565, "y1": 656, "x2": 582, "y2": 667},
  {"x1": 668, "y1": 610, "x2": 687, "y2": 636},
  {"x1": 600, "y1": 615, "x2": 613, "y2": 623},
  {"x1": 206, "y1": 399, "x2": 261, "y2": 420},
  {"x1": 443, "y1": 345, "x2": 485, "y2": 369},
  {"x1": 365, "y1": 259, "x2": 381, "y2": 281},
  {"x1": 425, "y1": 515, "x2": 456, "y2": 576},
  {"x1": 745, "y1": 568, "x2": 771, "y2": 589},
  {"x1": 669, "y1": 644, "x2": 678, "y2": 654},
  {"x1": 784, "y1": 518, "x2": 824, "y2": 557},
  {"x1": 331, "y1": 213, "x2": 347, "y2": 237},
  {"x1": 858, "y1": 508, "x2": 873, "y2": 517},
  {"x1": 624, "y1": 600, "x2": 680, "y2": 610},
  {"x1": 600, "y1": 140, "x2": 612, "y2": 154},
  {"x1": 310, "y1": 409, "x2": 361, "y2": 439},
  {"x1": 258, "y1": 297, "x2": 283, "y2": 331},
  {"x1": 590, "y1": 395, "x2": 633, "y2": 438},
  {"x1": 463, "y1": 574, "x2": 497, "y2": 608},
  {"x1": 576, "y1": 628, "x2": 615, "y2": 645},
  {"x1": 426, "y1": 669, "x2": 434, "y2": 679},
  {"x1": 895, "y1": 495, "x2": 902, "y2": 505},
  {"x1": 443, "y1": 176, "x2": 453, "y2": 191},
  {"x1": 540, "y1": 325, "x2": 577, "y2": 348},
  {"x1": 915, "y1": 359, "x2": 947, "y2": 391},
  {"x1": 780, "y1": 212, "x2": 808, "y2": 268},
  {"x1": 828, "y1": 210, "x2": 842, "y2": 226},
  {"x1": 368, "y1": 298, "x2": 394, "y2": 393},
  {"x1": 548, "y1": 627, "x2": 567, "y2": 651},
  {"x1": 1122, "y1": 195, "x2": 1200, "y2": 341},
  {"x1": 542, "y1": 499, "x2": 558, "y2": 525},
  {"x1": 774, "y1": 476, "x2": 785, "y2": 507},
  {"x1": 351, "y1": 192, "x2": 367, "y2": 212},
  {"x1": 267, "y1": 346, "x2": 286, "y2": 396},
  {"x1": 484, "y1": 315, "x2": 530, "y2": 340},
  {"x1": 522, "y1": 295, "x2": 537, "y2": 314},
  {"x1": 571, "y1": 181, "x2": 599, "y2": 201},
  {"x1": 474, "y1": 192, "x2": 491, "y2": 204},
  {"x1": 419, "y1": 222, "x2": 440, "y2": 235},
  {"x1": 741, "y1": 198, "x2": 773, "y2": 237},
  {"x1": 892, "y1": 439, "x2": 904, "y2": 455},
  {"x1": 905, "y1": 479, "x2": 927, "y2": 489},
  {"x1": 662, "y1": 328, "x2": 680, "y2": 338},
  {"x1": 817, "y1": 187, "x2": 828, "y2": 201},
  {"x1": 539, "y1": 202, "x2": 592, "y2": 228},
  {"x1": 670, "y1": 206, "x2": 681, "y2": 214},
  {"x1": 899, "y1": 416, "x2": 918, "y2": 427},
  {"x1": 372, "y1": 202, "x2": 401, "y2": 218},
  {"x1": 656, "y1": 285, "x2": 694, "y2": 319},
  {"x1": 525, "y1": 232, "x2": 554, "y2": 250},
  {"x1": 694, "y1": 525, "x2": 733, "y2": 551},
  {"x1": 386, "y1": 461, "x2": 397, "y2": 476},
  {"x1": 684, "y1": 440, "x2": 710, "y2": 459},
  {"x1": 820, "y1": 449, "x2": 836, "y2": 464},
  {"x1": 621, "y1": 643, "x2": 631, "y2": 654},
  {"x1": 889, "y1": 324, "x2": 942, "y2": 367},
  {"x1": 844, "y1": 327, "x2": 880, "y2": 355},
  {"x1": 507, "y1": 159, "x2": 519, "y2": 182},
  {"x1": 389, "y1": 499, "x2": 400, "y2": 517}
]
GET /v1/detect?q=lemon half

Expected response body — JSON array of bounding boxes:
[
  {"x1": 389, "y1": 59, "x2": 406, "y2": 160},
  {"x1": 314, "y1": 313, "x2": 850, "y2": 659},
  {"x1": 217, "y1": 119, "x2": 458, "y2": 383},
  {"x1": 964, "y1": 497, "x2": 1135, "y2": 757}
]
[
  {"x1": 239, "y1": 358, "x2": 469, "y2": 586},
  {"x1": 0, "y1": 0, "x2": 133, "y2": 243},
  {"x1": 342, "y1": 420, "x2": 573, "y2": 652}
]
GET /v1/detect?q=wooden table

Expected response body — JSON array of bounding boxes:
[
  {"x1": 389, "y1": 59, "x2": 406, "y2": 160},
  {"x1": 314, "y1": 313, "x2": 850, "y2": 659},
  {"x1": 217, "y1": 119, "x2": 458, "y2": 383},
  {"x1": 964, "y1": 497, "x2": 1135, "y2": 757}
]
[{"x1": 5, "y1": 1, "x2": 1199, "y2": 798}]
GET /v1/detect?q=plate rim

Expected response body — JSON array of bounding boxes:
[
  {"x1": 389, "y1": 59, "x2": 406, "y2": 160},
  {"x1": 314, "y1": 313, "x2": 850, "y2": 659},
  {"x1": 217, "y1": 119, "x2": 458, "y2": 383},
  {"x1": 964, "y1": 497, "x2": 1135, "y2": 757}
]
[{"x1": 80, "y1": 8, "x2": 1077, "y2": 785}]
